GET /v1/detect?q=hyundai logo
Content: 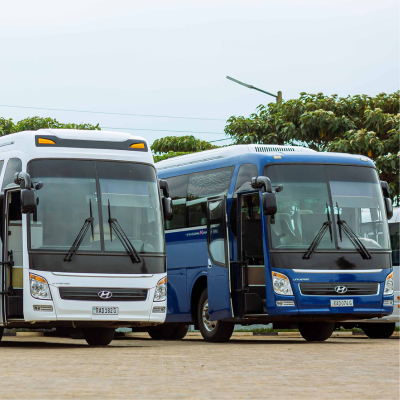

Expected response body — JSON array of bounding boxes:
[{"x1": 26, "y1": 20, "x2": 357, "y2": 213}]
[
  {"x1": 98, "y1": 291, "x2": 113, "y2": 299},
  {"x1": 334, "y1": 286, "x2": 348, "y2": 294}
]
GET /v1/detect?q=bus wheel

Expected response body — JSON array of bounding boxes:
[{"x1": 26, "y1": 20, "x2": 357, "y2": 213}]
[
  {"x1": 148, "y1": 323, "x2": 189, "y2": 340},
  {"x1": 361, "y1": 323, "x2": 396, "y2": 339},
  {"x1": 82, "y1": 328, "x2": 115, "y2": 346},
  {"x1": 197, "y1": 288, "x2": 234, "y2": 343},
  {"x1": 298, "y1": 322, "x2": 335, "y2": 342}
]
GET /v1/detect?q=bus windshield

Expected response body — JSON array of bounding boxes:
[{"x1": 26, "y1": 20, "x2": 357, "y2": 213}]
[
  {"x1": 28, "y1": 160, "x2": 164, "y2": 254},
  {"x1": 264, "y1": 164, "x2": 389, "y2": 251}
]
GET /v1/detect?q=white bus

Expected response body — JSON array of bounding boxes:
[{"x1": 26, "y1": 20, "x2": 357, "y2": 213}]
[
  {"x1": 0, "y1": 129, "x2": 172, "y2": 345},
  {"x1": 338, "y1": 207, "x2": 399, "y2": 338}
]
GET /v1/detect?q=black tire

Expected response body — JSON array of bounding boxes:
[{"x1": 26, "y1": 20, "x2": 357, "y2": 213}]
[
  {"x1": 197, "y1": 288, "x2": 234, "y2": 343},
  {"x1": 82, "y1": 328, "x2": 115, "y2": 346},
  {"x1": 0, "y1": 327, "x2": 3, "y2": 343},
  {"x1": 298, "y1": 322, "x2": 335, "y2": 342},
  {"x1": 148, "y1": 323, "x2": 189, "y2": 340},
  {"x1": 361, "y1": 323, "x2": 396, "y2": 339}
]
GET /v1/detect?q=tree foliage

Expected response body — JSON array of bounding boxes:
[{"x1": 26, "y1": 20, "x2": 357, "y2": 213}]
[
  {"x1": 151, "y1": 135, "x2": 218, "y2": 153},
  {"x1": 151, "y1": 135, "x2": 219, "y2": 163},
  {"x1": 225, "y1": 92, "x2": 399, "y2": 204},
  {"x1": 0, "y1": 116, "x2": 100, "y2": 136}
]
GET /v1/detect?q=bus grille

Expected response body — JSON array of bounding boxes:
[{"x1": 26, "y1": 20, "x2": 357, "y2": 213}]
[
  {"x1": 299, "y1": 282, "x2": 379, "y2": 296},
  {"x1": 59, "y1": 287, "x2": 148, "y2": 301}
]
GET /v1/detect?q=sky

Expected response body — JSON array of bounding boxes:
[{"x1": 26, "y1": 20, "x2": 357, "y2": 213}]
[{"x1": 0, "y1": 0, "x2": 398, "y2": 147}]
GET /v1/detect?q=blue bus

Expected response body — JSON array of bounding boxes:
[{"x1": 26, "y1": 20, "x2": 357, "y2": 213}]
[{"x1": 151, "y1": 145, "x2": 394, "y2": 342}]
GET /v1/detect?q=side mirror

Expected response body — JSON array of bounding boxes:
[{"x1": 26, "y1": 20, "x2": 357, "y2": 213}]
[
  {"x1": 251, "y1": 176, "x2": 272, "y2": 193},
  {"x1": 381, "y1": 181, "x2": 390, "y2": 198},
  {"x1": 159, "y1": 179, "x2": 170, "y2": 198},
  {"x1": 21, "y1": 189, "x2": 37, "y2": 214},
  {"x1": 14, "y1": 172, "x2": 38, "y2": 214},
  {"x1": 162, "y1": 197, "x2": 174, "y2": 221},
  {"x1": 262, "y1": 192, "x2": 277, "y2": 216},
  {"x1": 384, "y1": 197, "x2": 393, "y2": 220}
]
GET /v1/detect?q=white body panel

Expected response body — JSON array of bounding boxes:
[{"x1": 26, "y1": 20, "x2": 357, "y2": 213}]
[
  {"x1": 0, "y1": 129, "x2": 166, "y2": 327},
  {"x1": 22, "y1": 270, "x2": 166, "y2": 323}
]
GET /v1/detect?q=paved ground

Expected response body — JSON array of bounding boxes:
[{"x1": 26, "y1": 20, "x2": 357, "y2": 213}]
[{"x1": 0, "y1": 333, "x2": 398, "y2": 399}]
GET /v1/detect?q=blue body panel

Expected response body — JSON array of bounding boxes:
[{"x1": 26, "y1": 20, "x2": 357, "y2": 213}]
[{"x1": 160, "y1": 151, "x2": 393, "y2": 323}]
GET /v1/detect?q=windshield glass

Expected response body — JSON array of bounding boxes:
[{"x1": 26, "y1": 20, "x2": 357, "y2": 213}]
[
  {"x1": 28, "y1": 160, "x2": 164, "y2": 254},
  {"x1": 265, "y1": 164, "x2": 389, "y2": 250}
]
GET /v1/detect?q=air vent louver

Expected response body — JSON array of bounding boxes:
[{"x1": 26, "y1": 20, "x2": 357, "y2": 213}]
[{"x1": 255, "y1": 146, "x2": 296, "y2": 152}]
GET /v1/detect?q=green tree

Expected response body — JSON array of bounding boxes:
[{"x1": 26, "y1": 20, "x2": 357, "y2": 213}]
[
  {"x1": 151, "y1": 135, "x2": 218, "y2": 162},
  {"x1": 0, "y1": 116, "x2": 100, "y2": 136},
  {"x1": 225, "y1": 92, "x2": 399, "y2": 205}
]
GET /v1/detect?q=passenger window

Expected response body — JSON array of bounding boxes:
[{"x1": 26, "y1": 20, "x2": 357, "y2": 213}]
[
  {"x1": 2, "y1": 158, "x2": 22, "y2": 192},
  {"x1": 187, "y1": 167, "x2": 234, "y2": 228},
  {"x1": 230, "y1": 163, "x2": 258, "y2": 238},
  {"x1": 165, "y1": 175, "x2": 188, "y2": 230}
]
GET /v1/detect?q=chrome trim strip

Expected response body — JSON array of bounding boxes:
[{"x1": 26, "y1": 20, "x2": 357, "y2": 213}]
[
  {"x1": 165, "y1": 225, "x2": 206, "y2": 233},
  {"x1": 292, "y1": 269, "x2": 383, "y2": 274},
  {"x1": 298, "y1": 283, "x2": 380, "y2": 297}
]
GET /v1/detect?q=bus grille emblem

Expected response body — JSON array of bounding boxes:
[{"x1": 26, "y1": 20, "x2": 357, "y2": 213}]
[
  {"x1": 98, "y1": 291, "x2": 113, "y2": 299},
  {"x1": 334, "y1": 286, "x2": 348, "y2": 294}
]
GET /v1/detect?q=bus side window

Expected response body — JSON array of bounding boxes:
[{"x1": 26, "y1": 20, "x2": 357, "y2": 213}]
[
  {"x1": 1, "y1": 158, "x2": 22, "y2": 192},
  {"x1": 187, "y1": 167, "x2": 234, "y2": 228},
  {"x1": 230, "y1": 164, "x2": 258, "y2": 238},
  {"x1": 165, "y1": 175, "x2": 188, "y2": 230}
]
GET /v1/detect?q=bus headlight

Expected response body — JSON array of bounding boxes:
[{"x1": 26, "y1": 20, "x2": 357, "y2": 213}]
[
  {"x1": 154, "y1": 277, "x2": 167, "y2": 302},
  {"x1": 384, "y1": 272, "x2": 394, "y2": 296},
  {"x1": 272, "y1": 271, "x2": 293, "y2": 296},
  {"x1": 30, "y1": 274, "x2": 52, "y2": 300}
]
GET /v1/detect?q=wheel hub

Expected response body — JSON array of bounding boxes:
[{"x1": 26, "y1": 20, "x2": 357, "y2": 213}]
[{"x1": 202, "y1": 300, "x2": 217, "y2": 332}]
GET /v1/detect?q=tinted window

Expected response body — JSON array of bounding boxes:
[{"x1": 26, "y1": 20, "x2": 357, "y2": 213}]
[
  {"x1": 187, "y1": 167, "x2": 234, "y2": 228},
  {"x1": 2, "y1": 158, "x2": 22, "y2": 191},
  {"x1": 165, "y1": 175, "x2": 188, "y2": 230},
  {"x1": 389, "y1": 223, "x2": 399, "y2": 265},
  {"x1": 231, "y1": 163, "x2": 258, "y2": 237},
  {"x1": 235, "y1": 164, "x2": 258, "y2": 191}
]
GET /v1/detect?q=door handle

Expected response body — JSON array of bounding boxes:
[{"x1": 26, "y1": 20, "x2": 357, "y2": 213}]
[{"x1": 208, "y1": 259, "x2": 212, "y2": 268}]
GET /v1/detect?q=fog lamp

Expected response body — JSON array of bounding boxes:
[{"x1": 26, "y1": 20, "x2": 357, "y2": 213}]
[{"x1": 383, "y1": 300, "x2": 393, "y2": 307}]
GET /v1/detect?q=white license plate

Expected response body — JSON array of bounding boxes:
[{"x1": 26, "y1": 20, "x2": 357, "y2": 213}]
[
  {"x1": 330, "y1": 299, "x2": 353, "y2": 307},
  {"x1": 92, "y1": 306, "x2": 119, "y2": 315}
]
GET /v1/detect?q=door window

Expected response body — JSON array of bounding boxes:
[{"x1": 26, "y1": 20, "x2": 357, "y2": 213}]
[
  {"x1": 2, "y1": 158, "x2": 22, "y2": 191},
  {"x1": 208, "y1": 199, "x2": 227, "y2": 266},
  {"x1": 241, "y1": 194, "x2": 264, "y2": 264}
]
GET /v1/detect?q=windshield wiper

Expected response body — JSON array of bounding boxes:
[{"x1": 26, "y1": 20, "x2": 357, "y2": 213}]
[
  {"x1": 108, "y1": 200, "x2": 141, "y2": 264},
  {"x1": 302, "y1": 204, "x2": 333, "y2": 260},
  {"x1": 64, "y1": 200, "x2": 94, "y2": 262},
  {"x1": 336, "y1": 203, "x2": 372, "y2": 260}
]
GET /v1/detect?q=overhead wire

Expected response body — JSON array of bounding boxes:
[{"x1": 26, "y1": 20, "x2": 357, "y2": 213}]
[{"x1": 0, "y1": 104, "x2": 227, "y2": 122}]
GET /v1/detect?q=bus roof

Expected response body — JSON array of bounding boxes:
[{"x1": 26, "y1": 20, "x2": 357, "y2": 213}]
[
  {"x1": 0, "y1": 129, "x2": 154, "y2": 164},
  {"x1": 156, "y1": 144, "x2": 375, "y2": 175}
]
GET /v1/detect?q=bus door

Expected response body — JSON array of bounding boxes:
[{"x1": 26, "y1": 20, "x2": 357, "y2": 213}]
[
  {"x1": 206, "y1": 196, "x2": 232, "y2": 320},
  {"x1": 236, "y1": 191, "x2": 266, "y2": 316},
  {"x1": 2, "y1": 188, "x2": 24, "y2": 321}
]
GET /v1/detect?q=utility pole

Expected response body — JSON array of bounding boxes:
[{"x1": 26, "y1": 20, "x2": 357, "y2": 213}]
[{"x1": 226, "y1": 76, "x2": 282, "y2": 103}]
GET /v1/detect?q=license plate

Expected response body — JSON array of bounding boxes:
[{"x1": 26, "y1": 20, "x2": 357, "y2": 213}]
[
  {"x1": 92, "y1": 306, "x2": 119, "y2": 315},
  {"x1": 330, "y1": 299, "x2": 353, "y2": 307}
]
